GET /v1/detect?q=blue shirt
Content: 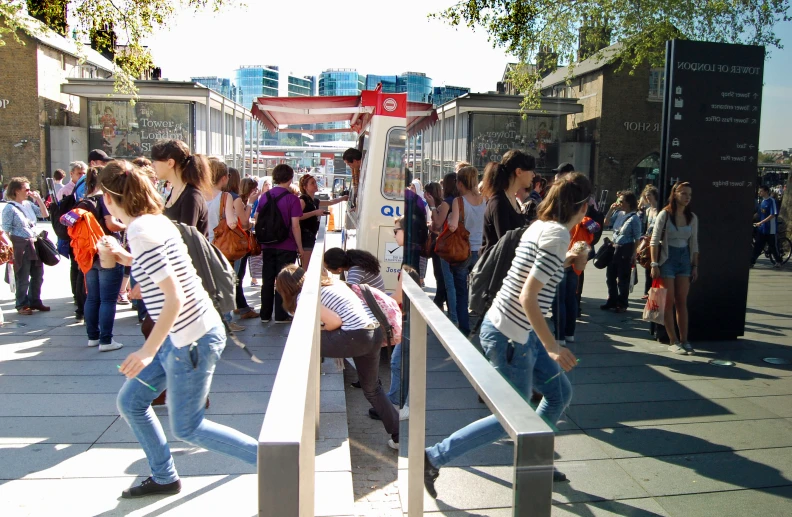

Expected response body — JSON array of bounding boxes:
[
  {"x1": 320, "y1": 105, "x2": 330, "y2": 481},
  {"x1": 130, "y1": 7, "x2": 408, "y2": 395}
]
[
  {"x1": 612, "y1": 211, "x2": 642, "y2": 245},
  {"x1": 2, "y1": 201, "x2": 41, "y2": 239},
  {"x1": 758, "y1": 197, "x2": 778, "y2": 235}
]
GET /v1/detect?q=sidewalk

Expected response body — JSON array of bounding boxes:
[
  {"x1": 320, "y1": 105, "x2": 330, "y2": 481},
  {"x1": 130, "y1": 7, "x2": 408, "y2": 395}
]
[{"x1": 0, "y1": 240, "x2": 352, "y2": 516}]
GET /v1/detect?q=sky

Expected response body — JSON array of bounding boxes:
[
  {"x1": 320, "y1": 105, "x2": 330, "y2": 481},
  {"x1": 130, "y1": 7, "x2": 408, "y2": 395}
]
[{"x1": 143, "y1": 0, "x2": 792, "y2": 150}]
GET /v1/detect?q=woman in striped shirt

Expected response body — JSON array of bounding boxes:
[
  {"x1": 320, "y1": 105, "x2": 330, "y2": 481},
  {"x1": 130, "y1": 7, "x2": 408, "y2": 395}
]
[
  {"x1": 277, "y1": 265, "x2": 400, "y2": 449},
  {"x1": 99, "y1": 161, "x2": 258, "y2": 499},
  {"x1": 422, "y1": 173, "x2": 592, "y2": 499}
]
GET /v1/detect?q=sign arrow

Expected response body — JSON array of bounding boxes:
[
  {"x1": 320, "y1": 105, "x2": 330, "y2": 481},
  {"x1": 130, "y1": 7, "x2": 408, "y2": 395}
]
[
  {"x1": 751, "y1": 119, "x2": 757, "y2": 124},
  {"x1": 752, "y1": 106, "x2": 758, "y2": 111},
  {"x1": 749, "y1": 156, "x2": 755, "y2": 162},
  {"x1": 749, "y1": 144, "x2": 755, "y2": 149},
  {"x1": 753, "y1": 93, "x2": 759, "y2": 99}
]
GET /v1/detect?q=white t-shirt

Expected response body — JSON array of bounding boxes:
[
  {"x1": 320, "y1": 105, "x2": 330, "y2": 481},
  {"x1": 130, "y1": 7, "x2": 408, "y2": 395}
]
[
  {"x1": 128, "y1": 214, "x2": 221, "y2": 347},
  {"x1": 320, "y1": 281, "x2": 377, "y2": 331},
  {"x1": 487, "y1": 220, "x2": 569, "y2": 343}
]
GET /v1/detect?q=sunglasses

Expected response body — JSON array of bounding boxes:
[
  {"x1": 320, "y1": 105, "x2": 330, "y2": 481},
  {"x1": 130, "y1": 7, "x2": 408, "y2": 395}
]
[{"x1": 392, "y1": 228, "x2": 403, "y2": 236}]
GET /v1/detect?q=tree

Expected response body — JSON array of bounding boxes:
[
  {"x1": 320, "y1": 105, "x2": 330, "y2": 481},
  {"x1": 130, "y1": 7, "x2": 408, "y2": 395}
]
[
  {"x1": 0, "y1": 1, "x2": 233, "y2": 95},
  {"x1": 431, "y1": 0, "x2": 791, "y2": 110}
]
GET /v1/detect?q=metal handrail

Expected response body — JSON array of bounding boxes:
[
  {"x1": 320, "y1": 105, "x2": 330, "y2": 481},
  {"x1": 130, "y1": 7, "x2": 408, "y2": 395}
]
[
  {"x1": 258, "y1": 222, "x2": 326, "y2": 517},
  {"x1": 402, "y1": 273, "x2": 555, "y2": 516}
]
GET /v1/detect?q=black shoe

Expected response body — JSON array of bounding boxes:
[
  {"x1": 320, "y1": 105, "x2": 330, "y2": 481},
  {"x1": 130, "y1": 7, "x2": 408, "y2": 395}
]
[
  {"x1": 599, "y1": 302, "x2": 616, "y2": 311},
  {"x1": 121, "y1": 477, "x2": 181, "y2": 498},
  {"x1": 350, "y1": 380, "x2": 362, "y2": 389},
  {"x1": 75, "y1": 312, "x2": 84, "y2": 322},
  {"x1": 424, "y1": 452, "x2": 440, "y2": 499},
  {"x1": 553, "y1": 468, "x2": 568, "y2": 482},
  {"x1": 368, "y1": 408, "x2": 381, "y2": 420}
]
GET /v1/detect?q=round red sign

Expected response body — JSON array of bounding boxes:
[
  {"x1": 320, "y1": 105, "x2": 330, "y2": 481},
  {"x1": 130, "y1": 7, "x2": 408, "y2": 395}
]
[{"x1": 383, "y1": 98, "x2": 398, "y2": 112}]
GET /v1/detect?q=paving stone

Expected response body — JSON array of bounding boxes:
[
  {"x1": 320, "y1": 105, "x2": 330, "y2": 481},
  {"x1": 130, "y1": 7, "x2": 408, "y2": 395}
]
[{"x1": 654, "y1": 486, "x2": 792, "y2": 517}]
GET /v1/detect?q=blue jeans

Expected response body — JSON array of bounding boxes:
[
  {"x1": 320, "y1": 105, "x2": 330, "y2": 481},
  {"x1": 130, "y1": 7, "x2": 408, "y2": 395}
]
[
  {"x1": 85, "y1": 262, "x2": 124, "y2": 344},
  {"x1": 386, "y1": 342, "x2": 402, "y2": 406},
  {"x1": 440, "y1": 255, "x2": 471, "y2": 334},
  {"x1": 117, "y1": 324, "x2": 257, "y2": 484},
  {"x1": 426, "y1": 316, "x2": 572, "y2": 468},
  {"x1": 551, "y1": 268, "x2": 580, "y2": 341}
]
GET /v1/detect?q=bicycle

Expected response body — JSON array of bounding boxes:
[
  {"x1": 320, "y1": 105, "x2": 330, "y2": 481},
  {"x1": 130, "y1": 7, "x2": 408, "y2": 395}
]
[{"x1": 752, "y1": 219, "x2": 792, "y2": 266}]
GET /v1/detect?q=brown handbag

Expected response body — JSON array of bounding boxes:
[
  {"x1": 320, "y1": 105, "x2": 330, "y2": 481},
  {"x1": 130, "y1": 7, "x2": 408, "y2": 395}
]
[
  {"x1": 435, "y1": 197, "x2": 471, "y2": 264},
  {"x1": 0, "y1": 229, "x2": 13, "y2": 265},
  {"x1": 213, "y1": 192, "x2": 249, "y2": 262}
]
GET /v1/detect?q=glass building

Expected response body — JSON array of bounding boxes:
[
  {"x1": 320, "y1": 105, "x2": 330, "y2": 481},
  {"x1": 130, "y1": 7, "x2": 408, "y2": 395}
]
[
  {"x1": 430, "y1": 85, "x2": 471, "y2": 107},
  {"x1": 190, "y1": 76, "x2": 236, "y2": 101},
  {"x1": 365, "y1": 74, "x2": 398, "y2": 93},
  {"x1": 317, "y1": 69, "x2": 365, "y2": 142},
  {"x1": 235, "y1": 65, "x2": 280, "y2": 146},
  {"x1": 397, "y1": 71, "x2": 432, "y2": 103},
  {"x1": 288, "y1": 75, "x2": 316, "y2": 97}
]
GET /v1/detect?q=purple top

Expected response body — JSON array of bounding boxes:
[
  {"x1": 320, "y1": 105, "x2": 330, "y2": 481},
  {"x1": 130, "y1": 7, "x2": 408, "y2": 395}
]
[{"x1": 256, "y1": 186, "x2": 303, "y2": 251}]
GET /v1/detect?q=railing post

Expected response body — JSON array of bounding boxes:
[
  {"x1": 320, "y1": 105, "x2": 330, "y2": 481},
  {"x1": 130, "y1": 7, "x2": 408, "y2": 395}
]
[
  {"x1": 407, "y1": 304, "x2": 427, "y2": 517},
  {"x1": 513, "y1": 431, "x2": 554, "y2": 516}
]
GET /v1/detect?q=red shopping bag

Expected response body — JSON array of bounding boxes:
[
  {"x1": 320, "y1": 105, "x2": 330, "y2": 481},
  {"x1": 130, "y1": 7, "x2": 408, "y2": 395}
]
[{"x1": 642, "y1": 279, "x2": 666, "y2": 325}]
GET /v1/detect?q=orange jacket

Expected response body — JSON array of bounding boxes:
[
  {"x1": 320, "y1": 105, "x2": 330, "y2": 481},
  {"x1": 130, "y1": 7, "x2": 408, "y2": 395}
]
[{"x1": 67, "y1": 208, "x2": 105, "y2": 273}]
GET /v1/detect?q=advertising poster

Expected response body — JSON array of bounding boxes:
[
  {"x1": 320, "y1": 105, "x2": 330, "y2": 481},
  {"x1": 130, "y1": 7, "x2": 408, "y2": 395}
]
[{"x1": 88, "y1": 101, "x2": 193, "y2": 159}]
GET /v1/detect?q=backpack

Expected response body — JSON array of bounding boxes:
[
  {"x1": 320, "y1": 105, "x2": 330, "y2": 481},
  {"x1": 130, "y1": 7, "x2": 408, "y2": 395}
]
[
  {"x1": 50, "y1": 177, "x2": 85, "y2": 241},
  {"x1": 587, "y1": 205, "x2": 605, "y2": 246},
  {"x1": 350, "y1": 283, "x2": 402, "y2": 347},
  {"x1": 255, "y1": 190, "x2": 291, "y2": 245},
  {"x1": 468, "y1": 225, "x2": 529, "y2": 329}
]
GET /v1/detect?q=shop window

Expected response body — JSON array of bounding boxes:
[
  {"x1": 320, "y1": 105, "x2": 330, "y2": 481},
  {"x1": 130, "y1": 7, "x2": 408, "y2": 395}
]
[{"x1": 648, "y1": 69, "x2": 664, "y2": 101}]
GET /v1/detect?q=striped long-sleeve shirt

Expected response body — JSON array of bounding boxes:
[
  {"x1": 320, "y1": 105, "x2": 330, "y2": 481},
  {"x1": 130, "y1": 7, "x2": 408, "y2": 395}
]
[
  {"x1": 486, "y1": 220, "x2": 570, "y2": 343},
  {"x1": 128, "y1": 214, "x2": 220, "y2": 348}
]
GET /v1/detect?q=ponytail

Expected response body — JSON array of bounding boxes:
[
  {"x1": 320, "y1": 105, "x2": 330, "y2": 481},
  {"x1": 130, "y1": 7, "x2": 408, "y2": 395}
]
[
  {"x1": 324, "y1": 247, "x2": 381, "y2": 275},
  {"x1": 151, "y1": 139, "x2": 212, "y2": 195},
  {"x1": 536, "y1": 172, "x2": 592, "y2": 224},
  {"x1": 99, "y1": 160, "x2": 164, "y2": 217},
  {"x1": 482, "y1": 149, "x2": 535, "y2": 197}
]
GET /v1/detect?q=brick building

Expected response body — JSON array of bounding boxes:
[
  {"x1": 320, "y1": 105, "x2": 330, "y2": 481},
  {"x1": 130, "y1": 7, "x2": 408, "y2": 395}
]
[
  {"x1": 0, "y1": 17, "x2": 113, "y2": 190},
  {"x1": 538, "y1": 42, "x2": 665, "y2": 202}
]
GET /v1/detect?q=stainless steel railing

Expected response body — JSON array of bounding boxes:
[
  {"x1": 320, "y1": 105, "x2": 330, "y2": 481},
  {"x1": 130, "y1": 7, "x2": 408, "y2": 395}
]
[
  {"x1": 258, "y1": 223, "x2": 326, "y2": 517},
  {"x1": 401, "y1": 272, "x2": 555, "y2": 516}
]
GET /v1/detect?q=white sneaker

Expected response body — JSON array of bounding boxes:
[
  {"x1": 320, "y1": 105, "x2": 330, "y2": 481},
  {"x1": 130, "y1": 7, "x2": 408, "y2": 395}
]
[
  {"x1": 669, "y1": 343, "x2": 687, "y2": 355},
  {"x1": 565, "y1": 336, "x2": 576, "y2": 343},
  {"x1": 399, "y1": 404, "x2": 410, "y2": 421},
  {"x1": 558, "y1": 339, "x2": 566, "y2": 347},
  {"x1": 387, "y1": 439, "x2": 399, "y2": 451},
  {"x1": 98, "y1": 340, "x2": 123, "y2": 352},
  {"x1": 88, "y1": 339, "x2": 100, "y2": 347},
  {"x1": 681, "y1": 342, "x2": 696, "y2": 355}
]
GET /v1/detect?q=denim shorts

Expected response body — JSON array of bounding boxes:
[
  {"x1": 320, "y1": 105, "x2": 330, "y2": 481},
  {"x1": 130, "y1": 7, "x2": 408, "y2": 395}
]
[{"x1": 660, "y1": 245, "x2": 691, "y2": 278}]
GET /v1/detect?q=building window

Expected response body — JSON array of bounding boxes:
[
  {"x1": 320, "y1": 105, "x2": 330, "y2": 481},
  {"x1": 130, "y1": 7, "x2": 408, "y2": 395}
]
[{"x1": 648, "y1": 69, "x2": 664, "y2": 102}]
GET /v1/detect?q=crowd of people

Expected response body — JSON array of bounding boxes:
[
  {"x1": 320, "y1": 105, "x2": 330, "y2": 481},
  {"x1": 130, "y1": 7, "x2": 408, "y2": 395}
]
[{"x1": 3, "y1": 136, "x2": 787, "y2": 503}]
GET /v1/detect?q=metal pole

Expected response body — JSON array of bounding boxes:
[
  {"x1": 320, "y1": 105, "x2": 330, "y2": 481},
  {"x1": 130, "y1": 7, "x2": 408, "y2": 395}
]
[
  {"x1": 407, "y1": 304, "x2": 427, "y2": 517},
  {"x1": 221, "y1": 97, "x2": 227, "y2": 159},
  {"x1": 513, "y1": 430, "x2": 554, "y2": 516},
  {"x1": 428, "y1": 125, "x2": 433, "y2": 180},
  {"x1": 453, "y1": 104, "x2": 459, "y2": 163},
  {"x1": 205, "y1": 93, "x2": 212, "y2": 155},
  {"x1": 440, "y1": 108, "x2": 445, "y2": 176},
  {"x1": 248, "y1": 115, "x2": 254, "y2": 176},
  {"x1": 256, "y1": 123, "x2": 261, "y2": 174},
  {"x1": 232, "y1": 106, "x2": 237, "y2": 169}
]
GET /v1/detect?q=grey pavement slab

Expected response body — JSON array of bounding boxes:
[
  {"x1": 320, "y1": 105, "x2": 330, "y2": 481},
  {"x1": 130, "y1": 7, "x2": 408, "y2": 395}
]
[
  {"x1": 0, "y1": 415, "x2": 117, "y2": 444},
  {"x1": 615, "y1": 447, "x2": 792, "y2": 497},
  {"x1": 654, "y1": 486, "x2": 792, "y2": 517},
  {"x1": 587, "y1": 418, "x2": 792, "y2": 459},
  {"x1": 568, "y1": 379, "x2": 739, "y2": 406},
  {"x1": 565, "y1": 396, "x2": 782, "y2": 429},
  {"x1": 552, "y1": 497, "x2": 671, "y2": 516}
]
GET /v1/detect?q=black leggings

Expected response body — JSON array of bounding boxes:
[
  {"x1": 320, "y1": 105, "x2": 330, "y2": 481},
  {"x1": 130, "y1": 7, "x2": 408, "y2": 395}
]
[{"x1": 321, "y1": 326, "x2": 398, "y2": 436}]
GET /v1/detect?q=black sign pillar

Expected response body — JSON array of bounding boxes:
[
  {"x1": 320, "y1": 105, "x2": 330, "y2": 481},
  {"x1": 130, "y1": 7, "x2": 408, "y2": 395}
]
[{"x1": 659, "y1": 39, "x2": 765, "y2": 341}]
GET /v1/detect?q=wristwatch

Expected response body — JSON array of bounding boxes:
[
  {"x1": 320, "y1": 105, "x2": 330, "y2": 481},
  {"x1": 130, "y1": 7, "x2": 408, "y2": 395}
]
[{"x1": 650, "y1": 262, "x2": 659, "y2": 267}]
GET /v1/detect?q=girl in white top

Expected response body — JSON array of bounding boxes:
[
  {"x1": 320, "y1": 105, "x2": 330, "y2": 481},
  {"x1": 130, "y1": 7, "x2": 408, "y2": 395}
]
[
  {"x1": 277, "y1": 264, "x2": 400, "y2": 449},
  {"x1": 99, "y1": 161, "x2": 257, "y2": 500},
  {"x1": 423, "y1": 173, "x2": 591, "y2": 499}
]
